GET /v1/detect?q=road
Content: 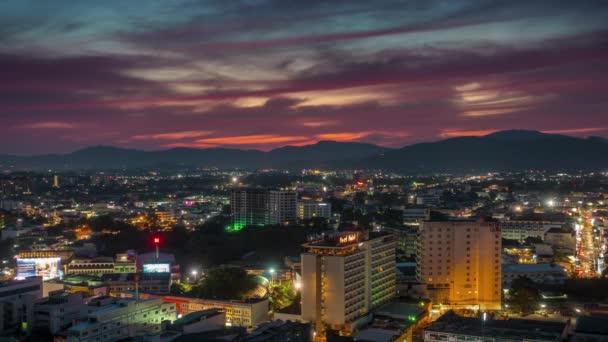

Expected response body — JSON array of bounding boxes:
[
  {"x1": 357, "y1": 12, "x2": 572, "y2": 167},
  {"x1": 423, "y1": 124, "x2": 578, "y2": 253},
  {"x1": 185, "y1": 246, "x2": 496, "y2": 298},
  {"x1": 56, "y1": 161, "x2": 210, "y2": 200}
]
[{"x1": 574, "y1": 208, "x2": 604, "y2": 277}]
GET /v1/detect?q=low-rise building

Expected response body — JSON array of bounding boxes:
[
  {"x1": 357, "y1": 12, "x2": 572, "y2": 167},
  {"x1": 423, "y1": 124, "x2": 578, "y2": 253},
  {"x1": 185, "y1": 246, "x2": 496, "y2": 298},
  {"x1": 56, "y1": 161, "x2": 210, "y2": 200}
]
[
  {"x1": 502, "y1": 263, "x2": 568, "y2": 288},
  {"x1": 544, "y1": 228, "x2": 576, "y2": 253},
  {"x1": 34, "y1": 291, "x2": 86, "y2": 334},
  {"x1": 140, "y1": 294, "x2": 269, "y2": 328},
  {"x1": 66, "y1": 296, "x2": 176, "y2": 342},
  {"x1": 500, "y1": 221, "x2": 563, "y2": 242},
  {"x1": 0, "y1": 277, "x2": 42, "y2": 335},
  {"x1": 424, "y1": 311, "x2": 568, "y2": 342}
]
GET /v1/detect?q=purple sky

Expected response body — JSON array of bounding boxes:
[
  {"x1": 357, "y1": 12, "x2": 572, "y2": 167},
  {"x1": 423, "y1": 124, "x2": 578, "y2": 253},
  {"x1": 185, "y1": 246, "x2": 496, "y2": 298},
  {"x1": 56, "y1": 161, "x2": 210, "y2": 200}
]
[{"x1": 2, "y1": 0, "x2": 608, "y2": 154}]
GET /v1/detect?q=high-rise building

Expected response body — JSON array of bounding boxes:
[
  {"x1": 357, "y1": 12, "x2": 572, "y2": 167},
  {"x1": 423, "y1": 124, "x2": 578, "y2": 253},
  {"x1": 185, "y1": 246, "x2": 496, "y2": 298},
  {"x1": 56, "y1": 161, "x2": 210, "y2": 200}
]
[
  {"x1": 297, "y1": 201, "x2": 331, "y2": 220},
  {"x1": 301, "y1": 231, "x2": 396, "y2": 332},
  {"x1": 416, "y1": 220, "x2": 502, "y2": 310},
  {"x1": 230, "y1": 189, "x2": 297, "y2": 229}
]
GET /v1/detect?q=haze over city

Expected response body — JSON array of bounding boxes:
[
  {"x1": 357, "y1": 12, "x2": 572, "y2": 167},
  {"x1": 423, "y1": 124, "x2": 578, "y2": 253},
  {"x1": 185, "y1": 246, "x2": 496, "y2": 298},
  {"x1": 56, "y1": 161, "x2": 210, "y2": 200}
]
[{"x1": 2, "y1": 0, "x2": 608, "y2": 154}]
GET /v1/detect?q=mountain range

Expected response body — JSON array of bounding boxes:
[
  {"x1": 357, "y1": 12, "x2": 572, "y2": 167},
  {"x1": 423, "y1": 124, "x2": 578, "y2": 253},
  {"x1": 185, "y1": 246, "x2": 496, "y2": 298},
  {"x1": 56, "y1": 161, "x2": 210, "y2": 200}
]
[{"x1": 1, "y1": 130, "x2": 607, "y2": 173}]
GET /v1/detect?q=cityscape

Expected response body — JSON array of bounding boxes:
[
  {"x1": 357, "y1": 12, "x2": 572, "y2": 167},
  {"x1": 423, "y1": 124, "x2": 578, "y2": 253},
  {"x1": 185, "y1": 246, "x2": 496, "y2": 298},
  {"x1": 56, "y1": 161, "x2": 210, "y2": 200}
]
[{"x1": 2, "y1": 1, "x2": 608, "y2": 342}]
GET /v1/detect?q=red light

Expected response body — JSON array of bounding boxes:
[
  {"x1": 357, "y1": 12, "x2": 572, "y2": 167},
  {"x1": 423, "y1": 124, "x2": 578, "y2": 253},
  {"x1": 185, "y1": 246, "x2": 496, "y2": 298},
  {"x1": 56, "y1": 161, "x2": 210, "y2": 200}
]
[{"x1": 153, "y1": 237, "x2": 160, "y2": 245}]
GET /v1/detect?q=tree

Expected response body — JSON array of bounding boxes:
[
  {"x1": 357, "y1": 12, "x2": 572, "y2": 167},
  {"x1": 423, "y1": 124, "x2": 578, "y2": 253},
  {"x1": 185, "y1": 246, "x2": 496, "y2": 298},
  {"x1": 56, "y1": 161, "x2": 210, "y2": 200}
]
[
  {"x1": 270, "y1": 281, "x2": 297, "y2": 311},
  {"x1": 507, "y1": 276, "x2": 540, "y2": 314},
  {"x1": 191, "y1": 267, "x2": 258, "y2": 300}
]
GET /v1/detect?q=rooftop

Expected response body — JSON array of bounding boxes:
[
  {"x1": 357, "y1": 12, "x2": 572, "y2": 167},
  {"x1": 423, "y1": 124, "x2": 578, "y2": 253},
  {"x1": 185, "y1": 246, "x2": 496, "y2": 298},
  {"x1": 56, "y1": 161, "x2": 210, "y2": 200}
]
[{"x1": 426, "y1": 311, "x2": 566, "y2": 342}]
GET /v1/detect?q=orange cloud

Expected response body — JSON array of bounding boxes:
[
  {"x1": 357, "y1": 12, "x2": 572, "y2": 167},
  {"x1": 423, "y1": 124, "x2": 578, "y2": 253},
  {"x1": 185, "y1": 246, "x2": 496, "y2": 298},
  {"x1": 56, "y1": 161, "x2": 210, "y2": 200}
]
[
  {"x1": 132, "y1": 130, "x2": 213, "y2": 140},
  {"x1": 440, "y1": 129, "x2": 499, "y2": 138},
  {"x1": 16, "y1": 121, "x2": 78, "y2": 129},
  {"x1": 315, "y1": 132, "x2": 371, "y2": 141}
]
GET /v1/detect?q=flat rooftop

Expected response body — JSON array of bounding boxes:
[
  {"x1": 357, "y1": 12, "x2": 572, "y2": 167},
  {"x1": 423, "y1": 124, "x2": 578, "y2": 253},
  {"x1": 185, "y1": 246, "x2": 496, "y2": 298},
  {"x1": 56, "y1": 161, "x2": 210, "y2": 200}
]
[{"x1": 426, "y1": 311, "x2": 566, "y2": 342}]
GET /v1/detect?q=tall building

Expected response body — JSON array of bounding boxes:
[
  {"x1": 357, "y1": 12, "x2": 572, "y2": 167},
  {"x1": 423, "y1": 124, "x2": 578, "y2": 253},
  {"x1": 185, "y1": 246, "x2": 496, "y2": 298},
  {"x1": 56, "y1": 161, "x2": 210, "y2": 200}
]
[
  {"x1": 230, "y1": 189, "x2": 297, "y2": 229},
  {"x1": 416, "y1": 220, "x2": 502, "y2": 310},
  {"x1": 297, "y1": 201, "x2": 331, "y2": 220},
  {"x1": 301, "y1": 231, "x2": 396, "y2": 332}
]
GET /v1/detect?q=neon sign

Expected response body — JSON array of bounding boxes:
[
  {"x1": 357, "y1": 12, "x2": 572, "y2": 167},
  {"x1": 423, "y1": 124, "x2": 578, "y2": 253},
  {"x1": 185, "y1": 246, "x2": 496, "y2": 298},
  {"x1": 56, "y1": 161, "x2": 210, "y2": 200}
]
[{"x1": 338, "y1": 233, "x2": 358, "y2": 245}]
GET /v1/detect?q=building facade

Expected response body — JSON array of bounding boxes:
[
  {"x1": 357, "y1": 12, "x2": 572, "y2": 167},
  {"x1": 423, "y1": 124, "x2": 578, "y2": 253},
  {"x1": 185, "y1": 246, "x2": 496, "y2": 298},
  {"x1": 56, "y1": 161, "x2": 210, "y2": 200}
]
[
  {"x1": 0, "y1": 277, "x2": 42, "y2": 335},
  {"x1": 140, "y1": 294, "x2": 269, "y2": 328},
  {"x1": 500, "y1": 221, "x2": 563, "y2": 242},
  {"x1": 417, "y1": 221, "x2": 502, "y2": 310},
  {"x1": 66, "y1": 297, "x2": 176, "y2": 342},
  {"x1": 231, "y1": 189, "x2": 297, "y2": 229},
  {"x1": 301, "y1": 231, "x2": 396, "y2": 332},
  {"x1": 297, "y1": 201, "x2": 331, "y2": 220}
]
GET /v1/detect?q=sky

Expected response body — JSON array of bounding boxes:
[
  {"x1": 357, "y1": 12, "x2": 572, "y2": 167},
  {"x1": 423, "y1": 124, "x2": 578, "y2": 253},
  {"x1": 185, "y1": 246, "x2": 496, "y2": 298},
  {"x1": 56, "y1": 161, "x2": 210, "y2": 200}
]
[{"x1": 1, "y1": 0, "x2": 608, "y2": 155}]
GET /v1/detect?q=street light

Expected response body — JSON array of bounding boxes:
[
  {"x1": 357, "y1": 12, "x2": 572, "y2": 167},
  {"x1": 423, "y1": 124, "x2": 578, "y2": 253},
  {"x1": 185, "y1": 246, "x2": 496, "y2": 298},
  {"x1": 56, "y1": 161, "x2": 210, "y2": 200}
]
[
  {"x1": 191, "y1": 270, "x2": 198, "y2": 277},
  {"x1": 294, "y1": 282, "x2": 302, "y2": 290}
]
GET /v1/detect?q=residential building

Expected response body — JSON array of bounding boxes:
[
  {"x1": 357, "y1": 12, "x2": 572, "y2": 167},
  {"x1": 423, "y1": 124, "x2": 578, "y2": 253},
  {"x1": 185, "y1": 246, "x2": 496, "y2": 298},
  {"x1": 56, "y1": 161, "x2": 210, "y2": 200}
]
[
  {"x1": 0, "y1": 277, "x2": 42, "y2": 335},
  {"x1": 384, "y1": 226, "x2": 417, "y2": 260},
  {"x1": 424, "y1": 311, "x2": 567, "y2": 342},
  {"x1": 544, "y1": 228, "x2": 576, "y2": 253},
  {"x1": 402, "y1": 208, "x2": 430, "y2": 225},
  {"x1": 301, "y1": 231, "x2": 396, "y2": 332},
  {"x1": 500, "y1": 221, "x2": 563, "y2": 242},
  {"x1": 297, "y1": 201, "x2": 331, "y2": 220},
  {"x1": 140, "y1": 294, "x2": 269, "y2": 328},
  {"x1": 245, "y1": 320, "x2": 311, "y2": 341},
  {"x1": 66, "y1": 296, "x2": 176, "y2": 342},
  {"x1": 231, "y1": 189, "x2": 297, "y2": 228},
  {"x1": 502, "y1": 264, "x2": 568, "y2": 288},
  {"x1": 34, "y1": 291, "x2": 86, "y2": 334},
  {"x1": 417, "y1": 220, "x2": 502, "y2": 310}
]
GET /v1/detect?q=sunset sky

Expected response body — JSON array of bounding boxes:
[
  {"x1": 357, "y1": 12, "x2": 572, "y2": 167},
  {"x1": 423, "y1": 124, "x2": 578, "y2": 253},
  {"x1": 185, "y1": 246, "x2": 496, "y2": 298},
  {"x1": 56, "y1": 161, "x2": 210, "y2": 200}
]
[{"x1": 2, "y1": 0, "x2": 608, "y2": 154}]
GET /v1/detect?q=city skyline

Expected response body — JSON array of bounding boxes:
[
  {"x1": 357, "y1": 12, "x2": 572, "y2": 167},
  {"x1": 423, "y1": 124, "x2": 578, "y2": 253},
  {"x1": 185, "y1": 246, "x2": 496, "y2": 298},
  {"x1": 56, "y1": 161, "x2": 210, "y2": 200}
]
[{"x1": 2, "y1": 0, "x2": 608, "y2": 154}]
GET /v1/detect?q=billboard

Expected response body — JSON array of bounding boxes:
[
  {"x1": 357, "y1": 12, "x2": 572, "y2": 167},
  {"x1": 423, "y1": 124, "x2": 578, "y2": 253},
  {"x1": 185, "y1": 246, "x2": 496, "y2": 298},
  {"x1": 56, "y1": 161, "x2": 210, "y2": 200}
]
[
  {"x1": 16, "y1": 257, "x2": 61, "y2": 280},
  {"x1": 143, "y1": 263, "x2": 170, "y2": 273}
]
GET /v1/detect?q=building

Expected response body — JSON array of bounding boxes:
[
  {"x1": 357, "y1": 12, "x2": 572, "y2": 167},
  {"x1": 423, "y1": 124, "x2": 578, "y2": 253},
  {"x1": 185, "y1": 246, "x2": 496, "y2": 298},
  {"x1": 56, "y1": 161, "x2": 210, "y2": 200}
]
[
  {"x1": 544, "y1": 228, "x2": 576, "y2": 253},
  {"x1": 502, "y1": 263, "x2": 568, "y2": 288},
  {"x1": 301, "y1": 231, "x2": 396, "y2": 332},
  {"x1": 231, "y1": 189, "x2": 297, "y2": 229},
  {"x1": 269, "y1": 190, "x2": 297, "y2": 225},
  {"x1": 140, "y1": 294, "x2": 269, "y2": 328},
  {"x1": 417, "y1": 220, "x2": 501, "y2": 310},
  {"x1": 571, "y1": 314, "x2": 608, "y2": 342},
  {"x1": 424, "y1": 311, "x2": 567, "y2": 342},
  {"x1": 65, "y1": 255, "x2": 137, "y2": 276},
  {"x1": 66, "y1": 296, "x2": 176, "y2": 342},
  {"x1": 0, "y1": 277, "x2": 42, "y2": 335},
  {"x1": 500, "y1": 221, "x2": 563, "y2": 242},
  {"x1": 245, "y1": 320, "x2": 311, "y2": 341},
  {"x1": 384, "y1": 226, "x2": 418, "y2": 260},
  {"x1": 102, "y1": 272, "x2": 172, "y2": 295},
  {"x1": 169, "y1": 308, "x2": 226, "y2": 335},
  {"x1": 402, "y1": 208, "x2": 430, "y2": 225},
  {"x1": 34, "y1": 291, "x2": 86, "y2": 334},
  {"x1": 297, "y1": 201, "x2": 331, "y2": 220}
]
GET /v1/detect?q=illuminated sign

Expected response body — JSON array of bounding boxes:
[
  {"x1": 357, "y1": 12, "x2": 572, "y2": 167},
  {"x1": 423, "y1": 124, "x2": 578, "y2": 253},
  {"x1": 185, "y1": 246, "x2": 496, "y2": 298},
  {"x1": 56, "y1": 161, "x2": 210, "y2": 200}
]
[
  {"x1": 337, "y1": 233, "x2": 359, "y2": 246},
  {"x1": 143, "y1": 263, "x2": 170, "y2": 273},
  {"x1": 16, "y1": 257, "x2": 61, "y2": 280}
]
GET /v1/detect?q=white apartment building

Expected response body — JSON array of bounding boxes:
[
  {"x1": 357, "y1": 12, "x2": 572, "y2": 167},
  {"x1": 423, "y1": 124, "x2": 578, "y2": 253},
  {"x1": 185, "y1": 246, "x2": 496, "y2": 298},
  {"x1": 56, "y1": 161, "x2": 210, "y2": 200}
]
[{"x1": 301, "y1": 231, "x2": 396, "y2": 332}]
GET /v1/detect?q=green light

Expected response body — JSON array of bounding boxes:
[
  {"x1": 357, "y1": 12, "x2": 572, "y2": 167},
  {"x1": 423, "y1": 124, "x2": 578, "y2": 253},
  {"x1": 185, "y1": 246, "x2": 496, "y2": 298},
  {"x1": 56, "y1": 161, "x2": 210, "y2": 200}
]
[{"x1": 408, "y1": 315, "x2": 416, "y2": 322}]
